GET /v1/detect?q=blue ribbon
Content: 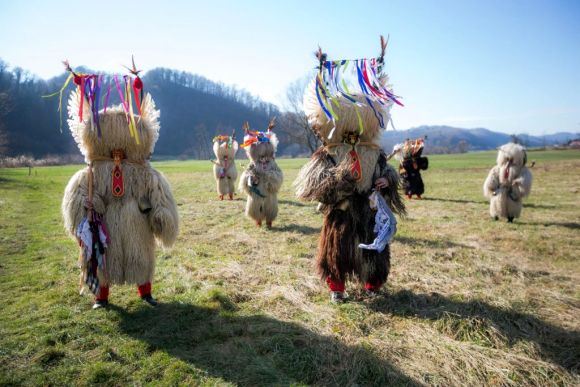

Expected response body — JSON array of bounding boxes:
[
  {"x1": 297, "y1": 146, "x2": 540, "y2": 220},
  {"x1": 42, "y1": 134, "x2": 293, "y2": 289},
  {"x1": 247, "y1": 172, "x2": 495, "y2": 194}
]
[{"x1": 315, "y1": 76, "x2": 333, "y2": 121}]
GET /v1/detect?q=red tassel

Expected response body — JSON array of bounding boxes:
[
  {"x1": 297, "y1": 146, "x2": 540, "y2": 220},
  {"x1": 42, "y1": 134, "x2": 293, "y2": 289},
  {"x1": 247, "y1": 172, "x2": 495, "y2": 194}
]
[
  {"x1": 131, "y1": 77, "x2": 143, "y2": 115},
  {"x1": 111, "y1": 150, "x2": 125, "y2": 197},
  {"x1": 112, "y1": 166, "x2": 124, "y2": 197},
  {"x1": 349, "y1": 149, "x2": 363, "y2": 181},
  {"x1": 134, "y1": 76, "x2": 143, "y2": 90}
]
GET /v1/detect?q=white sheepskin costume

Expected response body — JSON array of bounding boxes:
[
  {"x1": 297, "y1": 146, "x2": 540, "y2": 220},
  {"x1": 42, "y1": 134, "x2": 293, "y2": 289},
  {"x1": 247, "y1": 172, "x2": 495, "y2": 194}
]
[
  {"x1": 212, "y1": 136, "x2": 239, "y2": 200},
  {"x1": 483, "y1": 143, "x2": 532, "y2": 222},
  {"x1": 62, "y1": 89, "x2": 179, "y2": 303},
  {"x1": 238, "y1": 125, "x2": 283, "y2": 228}
]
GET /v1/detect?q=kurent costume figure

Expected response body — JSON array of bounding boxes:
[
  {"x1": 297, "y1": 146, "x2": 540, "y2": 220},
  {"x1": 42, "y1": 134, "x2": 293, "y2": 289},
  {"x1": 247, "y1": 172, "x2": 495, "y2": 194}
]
[
  {"x1": 61, "y1": 63, "x2": 179, "y2": 309},
  {"x1": 295, "y1": 37, "x2": 406, "y2": 302},
  {"x1": 483, "y1": 143, "x2": 532, "y2": 222},
  {"x1": 238, "y1": 120, "x2": 283, "y2": 228},
  {"x1": 212, "y1": 134, "x2": 239, "y2": 200},
  {"x1": 391, "y1": 137, "x2": 429, "y2": 199}
]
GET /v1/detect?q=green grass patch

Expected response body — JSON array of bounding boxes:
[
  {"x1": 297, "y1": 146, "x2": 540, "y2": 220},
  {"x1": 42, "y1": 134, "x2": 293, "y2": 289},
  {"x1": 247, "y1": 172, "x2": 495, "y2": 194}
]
[{"x1": 1, "y1": 149, "x2": 579, "y2": 385}]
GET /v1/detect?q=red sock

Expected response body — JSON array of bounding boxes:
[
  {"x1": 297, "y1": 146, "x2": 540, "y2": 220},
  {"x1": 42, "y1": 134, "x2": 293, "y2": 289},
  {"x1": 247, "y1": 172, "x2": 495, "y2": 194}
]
[
  {"x1": 364, "y1": 282, "x2": 383, "y2": 291},
  {"x1": 97, "y1": 286, "x2": 109, "y2": 301},
  {"x1": 326, "y1": 277, "x2": 345, "y2": 292},
  {"x1": 137, "y1": 282, "x2": 152, "y2": 297}
]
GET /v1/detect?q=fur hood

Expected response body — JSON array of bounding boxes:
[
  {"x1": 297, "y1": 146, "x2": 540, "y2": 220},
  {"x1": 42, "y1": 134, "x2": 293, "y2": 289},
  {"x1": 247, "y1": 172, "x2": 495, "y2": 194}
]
[{"x1": 496, "y1": 143, "x2": 528, "y2": 183}]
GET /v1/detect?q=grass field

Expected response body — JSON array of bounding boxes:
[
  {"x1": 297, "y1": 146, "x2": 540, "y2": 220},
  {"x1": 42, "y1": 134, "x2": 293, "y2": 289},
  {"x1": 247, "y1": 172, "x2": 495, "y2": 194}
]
[{"x1": 0, "y1": 149, "x2": 578, "y2": 386}]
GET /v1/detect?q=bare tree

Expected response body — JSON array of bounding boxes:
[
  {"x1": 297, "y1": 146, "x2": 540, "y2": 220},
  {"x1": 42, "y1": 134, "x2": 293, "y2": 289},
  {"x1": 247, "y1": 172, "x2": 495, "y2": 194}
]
[
  {"x1": 278, "y1": 77, "x2": 320, "y2": 154},
  {"x1": 0, "y1": 92, "x2": 12, "y2": 156},
  {"x1": 457, "y1": 140, "x2": 469, "y2": 153}
]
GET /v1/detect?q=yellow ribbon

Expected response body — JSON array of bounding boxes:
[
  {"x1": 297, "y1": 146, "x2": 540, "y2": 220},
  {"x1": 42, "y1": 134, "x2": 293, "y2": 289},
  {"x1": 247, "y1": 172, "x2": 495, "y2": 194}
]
[
  {"x1": 125, "y1": 79, "x2": 140, "y2": 144},
  {"x1": 42, "y1": 72, "x2": 73, "y2": 132}
]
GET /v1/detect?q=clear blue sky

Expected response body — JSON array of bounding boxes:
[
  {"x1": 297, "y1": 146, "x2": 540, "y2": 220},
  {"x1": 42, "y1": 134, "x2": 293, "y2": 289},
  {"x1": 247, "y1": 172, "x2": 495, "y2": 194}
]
[{"x1": 1, "y1": 0, "x2": 579, "y2": 135}]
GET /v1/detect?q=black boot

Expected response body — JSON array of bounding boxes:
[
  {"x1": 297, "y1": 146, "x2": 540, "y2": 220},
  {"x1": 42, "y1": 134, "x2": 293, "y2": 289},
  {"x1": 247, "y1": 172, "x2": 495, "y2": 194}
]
[
  {"x1": 141, "y1": 294, "x2": 158, "y2": 306},
  {"x1": 507, "y1": 217, "x2": 514, "y2": 223},
  {"x1": 330, "y1": 291, "x2": 348, "y2": 303},
  {"x1": 93, "y1": 299, "x2": 109, "y2": 309}
]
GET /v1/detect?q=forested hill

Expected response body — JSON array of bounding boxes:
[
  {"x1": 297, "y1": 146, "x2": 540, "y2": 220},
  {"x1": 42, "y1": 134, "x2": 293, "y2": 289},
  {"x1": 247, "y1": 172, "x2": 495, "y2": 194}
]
[
  {"x1": 143, "y1": 68, "x2": 278, "y2": 157},
  {"x1": 0, "y1": 62, "x2": 279, "y2": 158},
  {"x1": 1, "y1": 60, "x2": 577, "y2": 159}
]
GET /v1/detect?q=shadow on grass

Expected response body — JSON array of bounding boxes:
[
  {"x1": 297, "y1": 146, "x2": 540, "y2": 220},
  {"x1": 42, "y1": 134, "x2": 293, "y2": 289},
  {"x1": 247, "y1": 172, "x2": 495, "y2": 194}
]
[
  {"x1": 524, "y1": 203, "x2": 558, "y2": 209},
  {"x1": 521, "y1": 221, "x2": 580, "y2": 230},
  {"x1": 396, "y1": 236, "x2": 474, "y2": 250},
  {"x1": 279, "y1": 199, "x2": 310, "y2": 208},
  {"x1": 420, "y1": 197, "x2": 488, "y2": 205},
  {"x1": 273, "y1": 223, "x2": 320, "y2": 235},
  {"x1": 368, "y1": 290, "x2": 580, "y2": 372},
  {"x1": 113, "y1": 302, "x2": 419, "y2": 386}
]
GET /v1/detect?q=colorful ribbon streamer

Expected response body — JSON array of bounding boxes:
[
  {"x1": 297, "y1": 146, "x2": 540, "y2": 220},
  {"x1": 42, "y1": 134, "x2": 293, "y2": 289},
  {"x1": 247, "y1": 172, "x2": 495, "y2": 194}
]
[
  {"x1": 241, "y1": 130, "x2": 273, "y2": 148},
  {"x1": 45, "y1": 69, "x2": 145, "y2": 143},
  {"x1": 312, "y1": 55, "x2": 404, "y2": 132}
]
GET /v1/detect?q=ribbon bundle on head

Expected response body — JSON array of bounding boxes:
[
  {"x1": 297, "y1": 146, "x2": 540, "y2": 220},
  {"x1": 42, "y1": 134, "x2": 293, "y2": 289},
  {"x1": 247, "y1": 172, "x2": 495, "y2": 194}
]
[
  {"x1": 240, "y1": 119, "x2": 276, "y2": 149},
  {"x1": 402, "y1": 137, "x2": 425, "y2": 159},
  {"x1": 241, "y1": 130, "x2": 273, "y2": 148},
  {"x1": 213, "y1": 133, "x2": 235, "y2": 149},
  {"x1": 44, "y1": 57, "x2": 145, "y2": 144},
  {"x1": 314, "y1": 36, "x2": 404, "y2": 138}
]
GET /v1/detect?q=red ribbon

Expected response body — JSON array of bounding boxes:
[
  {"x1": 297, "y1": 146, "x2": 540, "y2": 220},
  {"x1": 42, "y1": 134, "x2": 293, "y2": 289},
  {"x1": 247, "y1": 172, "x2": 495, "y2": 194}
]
[
  {"x1": 79, "y1": 76, "x2": 86, "y2": 122},
  {"x1": 132, "y1": 76, "x2": 142, "y2": 115}
]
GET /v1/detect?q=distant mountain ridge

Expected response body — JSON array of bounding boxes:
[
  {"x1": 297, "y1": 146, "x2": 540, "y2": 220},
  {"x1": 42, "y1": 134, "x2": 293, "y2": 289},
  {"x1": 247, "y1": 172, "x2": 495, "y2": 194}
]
[{"x1": 380, "y1": 125, "x2": 579, "y2": 154}]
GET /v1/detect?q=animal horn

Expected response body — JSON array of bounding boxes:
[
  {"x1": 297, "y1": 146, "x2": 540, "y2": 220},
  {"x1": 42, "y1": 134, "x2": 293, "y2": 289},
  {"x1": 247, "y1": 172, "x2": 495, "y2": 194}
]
[
  {"x1": 242, "y1": 121, "x2": 250, "y2": 134},
  {"x1": 315, "y1": 46, "x2": 327, "y2": 71},
  {"x1": 62, "y1": 60, "x2": 78, "y2": 76},
  {"x1": 378, "y1": 34, "x2": 389, "y2": 64},
  {"x1": 267, "y1": 117, "x2": 277, "y2": 131},
  {"x1": 123, "y1": 54, "x2": 142, "y2": 76}
]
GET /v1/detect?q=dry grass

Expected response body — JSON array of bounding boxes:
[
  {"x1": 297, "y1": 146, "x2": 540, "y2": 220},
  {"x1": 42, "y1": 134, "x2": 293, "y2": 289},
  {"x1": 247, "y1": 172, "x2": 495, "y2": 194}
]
[{"x1": 0, "y1": 150, "x2": 578, "y2": 385}]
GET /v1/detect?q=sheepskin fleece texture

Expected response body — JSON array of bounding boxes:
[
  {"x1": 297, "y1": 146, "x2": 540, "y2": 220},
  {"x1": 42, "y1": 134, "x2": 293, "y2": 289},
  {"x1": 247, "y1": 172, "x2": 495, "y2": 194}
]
[
  {"x1": 483, "y1": 143, "x2": 532, "y2": 220},
  {"x1": 62, "y1": 90, "x2": 179, "y2": 286},
  {"x1": 303, "y1": 76, "x2": 394, "y2": 144},
  {"x1": 294, "y1": 147, "x2": 405, "y2": 284},
  {"x1": 238, "y1": 141, "x2": 283, "y2": 223},
  {"x1": 212, "y1": 140, "x2": 239, "y2": 195}
]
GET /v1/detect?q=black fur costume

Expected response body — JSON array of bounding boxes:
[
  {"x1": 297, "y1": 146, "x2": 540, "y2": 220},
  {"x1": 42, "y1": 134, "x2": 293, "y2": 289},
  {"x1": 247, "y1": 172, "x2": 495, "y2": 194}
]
[{"x1": 398, "y1": 139, "x2": 428, "y2": 198}]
